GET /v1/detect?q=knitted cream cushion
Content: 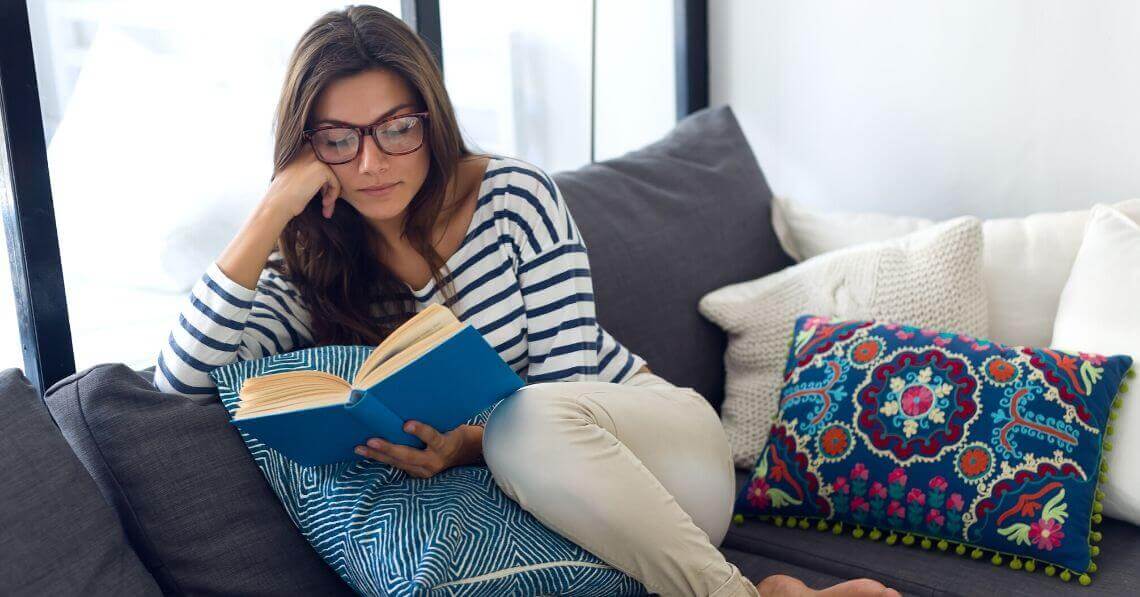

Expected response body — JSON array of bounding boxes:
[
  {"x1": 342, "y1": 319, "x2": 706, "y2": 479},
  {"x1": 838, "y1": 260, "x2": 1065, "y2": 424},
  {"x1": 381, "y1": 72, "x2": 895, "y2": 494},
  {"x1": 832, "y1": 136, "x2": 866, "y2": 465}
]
[{"x1": 698, "y1": 217, "x2": 989, "y2": 468}]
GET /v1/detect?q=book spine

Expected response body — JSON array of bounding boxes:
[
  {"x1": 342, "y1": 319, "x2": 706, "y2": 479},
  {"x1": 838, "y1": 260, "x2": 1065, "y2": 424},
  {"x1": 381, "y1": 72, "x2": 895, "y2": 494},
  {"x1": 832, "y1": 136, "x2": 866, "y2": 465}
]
[{"x1": 345, "y1": 391, "x2": 425, "y2": 449}]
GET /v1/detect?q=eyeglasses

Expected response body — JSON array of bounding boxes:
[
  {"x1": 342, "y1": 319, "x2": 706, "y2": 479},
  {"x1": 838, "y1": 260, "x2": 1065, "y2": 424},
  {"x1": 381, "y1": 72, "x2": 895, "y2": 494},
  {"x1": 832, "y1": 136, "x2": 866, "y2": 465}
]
[{"x1": 302, "y1": 111, "x2": 430, "y2": 165}]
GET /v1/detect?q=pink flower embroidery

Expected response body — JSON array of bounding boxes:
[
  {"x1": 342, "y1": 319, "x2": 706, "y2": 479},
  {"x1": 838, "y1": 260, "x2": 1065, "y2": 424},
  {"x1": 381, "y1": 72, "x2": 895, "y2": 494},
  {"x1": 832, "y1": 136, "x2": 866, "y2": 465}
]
[
  {"x1": 851, "y1": 496, "x2": 870, "y2": 513},
  {"x1": 1029, "y1": 518, "x2": 1065, "y2": 551},
  {"x1": 928, "y1": 476, "x2": 949, "y2": 492},
  {"x1": 833, "y1": 476, "x2": 850, "y2": 494},
  {"x1": 1080, "y1": 352, "x2": 1107, "y2": 366},
  {"x1": 746, "y1": 476, "x2": 771, "y2": 510},
  {"x1": 901, "y1": 385, "x2": 935, "y2": 416},
  {"x1": 925, "y1": 509, "x2": 945, "y2": 526},
  {"x1": 804, "y1": 316, "x2": 829, "y2": 330},
  {"x1": 869, "y1": 481, "x2": 888, "y2": 500},
  {"x1": 896, "y1": 331, "x2": 915, "y2": 341},
  {"x1": 932, "y1": 336, "x2": 951, "y2": 347},
  {"x1": 888, "y1": 467, "x2": 908, "y2": 487},
  {"x1": 946, "y1": 493, "x2": 964, "y2": 512},
  {"x1": 887, "y1": 500, "x2": 905, "y2": 519},
  {"x1": 907, "y1": 488, "x2": 926, "y2": 506},
  {"x1": 850, "y1": 463, "x2": 870, "y2": 481},
  {"x1": 920, "y1": 328, "x2": 938, "y2": 337}
]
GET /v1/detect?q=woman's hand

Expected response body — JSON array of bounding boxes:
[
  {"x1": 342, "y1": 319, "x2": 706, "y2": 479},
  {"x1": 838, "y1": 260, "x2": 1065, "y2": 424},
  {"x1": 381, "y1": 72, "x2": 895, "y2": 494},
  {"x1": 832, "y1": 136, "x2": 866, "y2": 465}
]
[
  {"x1": 261, "y1": 144, "x2": 343, "y2": 221},
  {"x1": 354, "y1": 422, "x2": 484, "y2": 478}
]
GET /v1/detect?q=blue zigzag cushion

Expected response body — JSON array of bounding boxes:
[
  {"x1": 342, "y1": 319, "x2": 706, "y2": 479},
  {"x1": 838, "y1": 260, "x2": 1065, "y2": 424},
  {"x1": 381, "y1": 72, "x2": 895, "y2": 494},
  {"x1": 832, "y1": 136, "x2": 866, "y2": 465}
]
[
  {"x1": 209, "y1": 346, "x2": 647, "y2": 597},
  {"x1": 732, "y1": 315, "x2": 1134, "y2": 585}
]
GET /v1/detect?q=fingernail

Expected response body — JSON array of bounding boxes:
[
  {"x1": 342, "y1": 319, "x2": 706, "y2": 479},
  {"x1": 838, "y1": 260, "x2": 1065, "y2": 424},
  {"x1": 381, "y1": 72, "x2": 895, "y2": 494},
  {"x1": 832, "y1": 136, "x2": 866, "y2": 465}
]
[
  {"x1": 367, "y1": 439, "x2": 383, "y2": 449},
  {"x1": 354, "y1": 446, "x2": 366, "y2": 455},
  {"x1": 405, "y1": 423, "x2": 415, "y2": 432}
]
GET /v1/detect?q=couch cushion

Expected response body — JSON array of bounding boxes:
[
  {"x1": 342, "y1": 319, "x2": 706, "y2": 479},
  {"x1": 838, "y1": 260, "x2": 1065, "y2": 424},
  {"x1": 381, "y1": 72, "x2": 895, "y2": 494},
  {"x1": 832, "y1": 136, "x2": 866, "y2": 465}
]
[
  {"x1": 43, "y1": 364, "x2": 353, "y2": 596},
  {"x1": 553, "y1": 104, "x2": 792, "y2": 411},
  {"x1": 728, "y1": 471, "x2": 1140, "y2": 596},
  {"x1": 0, "y1": 367, "x2": 159, "y2": 595}
]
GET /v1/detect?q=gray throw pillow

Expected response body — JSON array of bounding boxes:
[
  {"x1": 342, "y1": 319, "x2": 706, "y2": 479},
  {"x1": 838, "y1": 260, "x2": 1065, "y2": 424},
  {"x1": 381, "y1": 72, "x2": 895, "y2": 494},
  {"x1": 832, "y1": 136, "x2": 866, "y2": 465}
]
[
  {"x1": 43, "y1": 364, "x2": 353, "y2": 596},
  {"x1": 553, "y1": 104, "x2": 791, "y2": 410},
  {"x1": 0, "y1": 367, "x2": 159, "y2": 595}
]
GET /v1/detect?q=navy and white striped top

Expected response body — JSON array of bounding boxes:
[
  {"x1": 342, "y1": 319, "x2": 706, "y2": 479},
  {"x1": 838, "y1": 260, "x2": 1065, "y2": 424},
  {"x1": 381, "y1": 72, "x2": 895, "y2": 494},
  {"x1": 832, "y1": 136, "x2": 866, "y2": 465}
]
[{"x1": 154, "y1": 155, "x2": 648, "y2": 398}]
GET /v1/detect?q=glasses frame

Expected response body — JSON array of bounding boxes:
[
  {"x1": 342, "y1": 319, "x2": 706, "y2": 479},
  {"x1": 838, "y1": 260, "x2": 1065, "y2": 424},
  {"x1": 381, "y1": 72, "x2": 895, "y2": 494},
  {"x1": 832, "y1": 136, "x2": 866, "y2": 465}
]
[{"x1": 302, "y1": 111, "x2": 431, "y2": 164}]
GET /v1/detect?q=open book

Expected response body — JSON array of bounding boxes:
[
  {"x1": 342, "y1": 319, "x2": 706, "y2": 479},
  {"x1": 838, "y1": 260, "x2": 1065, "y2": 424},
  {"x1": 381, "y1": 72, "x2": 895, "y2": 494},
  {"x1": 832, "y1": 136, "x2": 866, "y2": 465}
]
[{"x1": 230, "y1": 303, "x2": 525, "y2": 466}]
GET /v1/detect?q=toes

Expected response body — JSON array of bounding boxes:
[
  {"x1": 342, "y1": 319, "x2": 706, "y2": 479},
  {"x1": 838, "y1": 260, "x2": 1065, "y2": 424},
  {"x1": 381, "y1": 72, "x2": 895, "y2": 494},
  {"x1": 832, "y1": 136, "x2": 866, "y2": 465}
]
[{"x1": 757, "y1": 574, "x2": 809, "y2": 596}]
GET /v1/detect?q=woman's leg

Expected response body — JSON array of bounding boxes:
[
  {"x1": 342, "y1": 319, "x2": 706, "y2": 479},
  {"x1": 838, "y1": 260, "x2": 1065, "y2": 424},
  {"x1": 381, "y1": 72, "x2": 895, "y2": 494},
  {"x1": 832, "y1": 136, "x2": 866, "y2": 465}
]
[{"x1": 482, "y1": 371, "x2": 758, "y2": 597}]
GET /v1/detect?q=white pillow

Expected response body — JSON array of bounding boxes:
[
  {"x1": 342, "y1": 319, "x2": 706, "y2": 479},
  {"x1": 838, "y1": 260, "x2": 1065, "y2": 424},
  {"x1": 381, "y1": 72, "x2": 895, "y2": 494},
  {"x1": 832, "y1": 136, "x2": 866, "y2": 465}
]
[
  {"x1": 1050, "y1": 204, "x2": 1140, "y2": 526},
  {"x1": 771, "y1": 195, "x2": 1140, "y2": 348},
  {"x1": 698, "y1": 217, "x2": 988, "y2": 468}
]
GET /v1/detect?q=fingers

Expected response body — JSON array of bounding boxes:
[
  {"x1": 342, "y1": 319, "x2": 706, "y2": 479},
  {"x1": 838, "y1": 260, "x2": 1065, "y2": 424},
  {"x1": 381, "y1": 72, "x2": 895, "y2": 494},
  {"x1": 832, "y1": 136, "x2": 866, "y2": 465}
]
[{"x1": 404, "y1": 421, "x2": 446, "y2": 451}]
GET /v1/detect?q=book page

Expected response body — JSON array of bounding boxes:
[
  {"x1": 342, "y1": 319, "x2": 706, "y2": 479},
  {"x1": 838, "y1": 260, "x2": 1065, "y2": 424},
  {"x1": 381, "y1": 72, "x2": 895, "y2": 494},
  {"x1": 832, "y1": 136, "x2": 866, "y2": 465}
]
[
  {"x1": 352, "y1": 303, "x2": 460, "y2": 386},
  {"x1": 233, "y1": 370, "x2": 350, "y2": 419},
  {"x1": 355, "y1": 321, "x2": 465, "y2": 389}
]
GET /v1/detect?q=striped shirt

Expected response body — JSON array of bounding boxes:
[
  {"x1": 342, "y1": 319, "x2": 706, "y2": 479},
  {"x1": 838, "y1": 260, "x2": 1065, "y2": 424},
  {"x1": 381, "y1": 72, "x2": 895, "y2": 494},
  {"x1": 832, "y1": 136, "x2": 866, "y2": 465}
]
[{"x1": 154, "y1": 155, "x2": 648, "y2": 398}]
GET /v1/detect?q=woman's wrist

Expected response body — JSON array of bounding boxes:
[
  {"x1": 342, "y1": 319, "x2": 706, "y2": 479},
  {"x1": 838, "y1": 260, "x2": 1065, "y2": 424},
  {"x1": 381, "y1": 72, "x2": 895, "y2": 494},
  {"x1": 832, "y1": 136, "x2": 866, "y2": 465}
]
[{"x1": 458, "y1": 424, "x2": 485, "y2": 466}]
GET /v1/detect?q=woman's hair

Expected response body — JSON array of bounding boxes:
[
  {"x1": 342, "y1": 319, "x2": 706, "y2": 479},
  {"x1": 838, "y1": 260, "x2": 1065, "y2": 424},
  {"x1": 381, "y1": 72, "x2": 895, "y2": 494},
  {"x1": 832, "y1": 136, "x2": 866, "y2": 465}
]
[{"x1": 268, "y1": 4, "x2": 478, "y2": 347}]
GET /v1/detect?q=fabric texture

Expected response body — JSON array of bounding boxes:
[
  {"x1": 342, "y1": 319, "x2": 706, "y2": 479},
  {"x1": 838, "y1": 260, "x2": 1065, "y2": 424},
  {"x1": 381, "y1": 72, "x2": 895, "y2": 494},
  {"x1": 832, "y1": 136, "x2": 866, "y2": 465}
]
[
  {"x1": 483, "y1": 369, "x2": 759, "y2": 597},
  {"x1": 554, "y1": 104, "x2": 792, "y2": 413},
  {"x1": 0, "y1": 367, "x2": 160, "y2": 596},
  {"x1": 699, "y1": 217, "x2": 988, "y2": 468},
  {"x1": 155, "y1": 154, "x2": 646, "y2": 398},
  {"x1": 42, "y1": 363, "x2": 354, "y2": 596},
  {"x1": 209, "y1": 346, "x2": 648, "y2": 597},
  {"x1": 1051, "y1": 204, "x2": 1140, "y2": 526},
  {"x1": 770, "y1": 195, "x2": 1140, "y2": 347},
  {"x1": 734, "y1": 314, "x2": 1132, "y2": 583}
]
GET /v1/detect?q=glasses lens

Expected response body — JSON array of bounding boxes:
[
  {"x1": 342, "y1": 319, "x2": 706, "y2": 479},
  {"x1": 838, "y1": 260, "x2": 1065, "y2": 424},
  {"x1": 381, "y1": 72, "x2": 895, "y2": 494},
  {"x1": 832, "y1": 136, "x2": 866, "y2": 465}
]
[
  {"x1": 312, "y1": 128, "x2": 359, "y2": 163},
  {"x1": 374, "y1": 116, "x2": 424, "y2": 154}
]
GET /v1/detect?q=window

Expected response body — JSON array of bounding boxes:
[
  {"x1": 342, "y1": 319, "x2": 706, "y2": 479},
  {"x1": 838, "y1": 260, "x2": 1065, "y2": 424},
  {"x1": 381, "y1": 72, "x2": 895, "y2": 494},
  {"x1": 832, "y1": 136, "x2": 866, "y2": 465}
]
[
  {"x1": 25, "y1": 0, "x2": 401, "y2": 371},
  {"x1": 0, "y1": 118, "x2": 23, "y2": 372}
]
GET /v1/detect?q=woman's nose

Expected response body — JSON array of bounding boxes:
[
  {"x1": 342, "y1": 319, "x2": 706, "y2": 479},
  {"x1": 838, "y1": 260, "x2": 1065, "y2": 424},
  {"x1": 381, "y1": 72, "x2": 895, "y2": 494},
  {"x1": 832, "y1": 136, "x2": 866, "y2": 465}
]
[{"x1": 358, "y1": 133, "x2": 390, "y2": 174}]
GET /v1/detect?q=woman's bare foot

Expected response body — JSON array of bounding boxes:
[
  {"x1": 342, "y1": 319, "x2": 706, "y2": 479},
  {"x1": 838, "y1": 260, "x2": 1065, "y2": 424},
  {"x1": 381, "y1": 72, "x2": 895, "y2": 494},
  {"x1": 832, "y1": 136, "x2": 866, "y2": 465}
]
[{"x1": 756, "y1": 574, "x2": 901, "y2": 597}]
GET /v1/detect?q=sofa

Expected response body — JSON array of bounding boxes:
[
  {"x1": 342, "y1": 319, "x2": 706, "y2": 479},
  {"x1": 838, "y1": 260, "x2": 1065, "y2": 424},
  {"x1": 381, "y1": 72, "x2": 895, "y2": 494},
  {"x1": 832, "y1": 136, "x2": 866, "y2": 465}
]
[{"x1": 5, "y1": 104, "x2": 1139, "y2": 596}]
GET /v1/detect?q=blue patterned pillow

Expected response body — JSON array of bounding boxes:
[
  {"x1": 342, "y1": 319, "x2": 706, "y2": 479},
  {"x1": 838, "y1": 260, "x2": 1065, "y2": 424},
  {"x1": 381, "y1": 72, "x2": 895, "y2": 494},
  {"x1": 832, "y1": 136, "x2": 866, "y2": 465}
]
[
  {"x1": 732, "y1": 315, "x2": 1134, "y2": 585},
  {"x1": 209, "y1": 346, "x2": 647, "y2": 597}
]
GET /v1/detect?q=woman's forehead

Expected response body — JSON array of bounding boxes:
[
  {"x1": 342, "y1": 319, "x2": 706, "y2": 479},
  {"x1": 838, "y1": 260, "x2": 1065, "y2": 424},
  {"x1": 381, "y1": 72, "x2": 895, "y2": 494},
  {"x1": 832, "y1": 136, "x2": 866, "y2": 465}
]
[{"x1": 313, "y1": 69, "x2": 417, "y2": 125}]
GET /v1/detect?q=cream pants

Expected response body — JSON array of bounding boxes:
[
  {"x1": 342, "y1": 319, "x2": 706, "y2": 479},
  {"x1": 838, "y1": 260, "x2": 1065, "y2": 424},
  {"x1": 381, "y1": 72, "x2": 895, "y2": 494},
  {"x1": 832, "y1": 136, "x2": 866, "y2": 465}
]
[{"x1": 482, "y1": 370, "x2": 761, "y2": 597}]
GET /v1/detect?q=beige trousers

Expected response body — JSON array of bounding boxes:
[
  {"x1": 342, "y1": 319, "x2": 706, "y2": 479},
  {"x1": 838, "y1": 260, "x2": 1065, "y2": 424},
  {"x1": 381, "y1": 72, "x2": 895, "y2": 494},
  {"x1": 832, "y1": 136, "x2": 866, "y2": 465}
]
[{"x1": 482, "y1": 370, "x2": 761, "y2": 597}]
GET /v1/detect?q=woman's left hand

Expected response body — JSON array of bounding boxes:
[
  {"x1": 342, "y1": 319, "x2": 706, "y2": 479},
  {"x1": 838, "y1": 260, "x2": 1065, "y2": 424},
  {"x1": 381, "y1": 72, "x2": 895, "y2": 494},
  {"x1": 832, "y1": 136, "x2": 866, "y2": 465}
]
[{"x1": 355, "y1": 422, "x2": 482, "y2": 478}]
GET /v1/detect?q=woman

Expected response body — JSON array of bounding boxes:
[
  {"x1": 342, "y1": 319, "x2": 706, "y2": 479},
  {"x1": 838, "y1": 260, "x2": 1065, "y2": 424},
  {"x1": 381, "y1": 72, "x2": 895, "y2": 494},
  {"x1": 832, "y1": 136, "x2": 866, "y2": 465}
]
[{"x1": 154, "y1": 6, "x2": 898, "y2": 597}]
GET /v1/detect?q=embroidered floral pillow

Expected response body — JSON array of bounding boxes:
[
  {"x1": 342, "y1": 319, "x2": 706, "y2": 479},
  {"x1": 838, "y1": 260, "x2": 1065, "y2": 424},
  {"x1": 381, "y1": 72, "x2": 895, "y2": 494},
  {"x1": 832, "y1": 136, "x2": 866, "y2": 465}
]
[{"x1": 733, "y1": 315, "x2": 1134, "y2": 585}]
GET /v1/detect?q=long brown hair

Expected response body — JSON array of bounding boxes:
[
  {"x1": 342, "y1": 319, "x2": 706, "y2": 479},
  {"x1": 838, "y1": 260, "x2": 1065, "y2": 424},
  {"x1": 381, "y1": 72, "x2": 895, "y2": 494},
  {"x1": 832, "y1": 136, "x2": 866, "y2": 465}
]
[{"x1": 268, "y1": 4, "x2": 479, "y2": 347}]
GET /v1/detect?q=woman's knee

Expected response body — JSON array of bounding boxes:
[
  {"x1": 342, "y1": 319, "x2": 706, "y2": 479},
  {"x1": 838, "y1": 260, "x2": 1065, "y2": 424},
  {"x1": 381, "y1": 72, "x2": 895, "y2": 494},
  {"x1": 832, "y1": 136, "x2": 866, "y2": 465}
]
[{"x1": 482, "y1": 384, "x2": 579, "y2": 483}]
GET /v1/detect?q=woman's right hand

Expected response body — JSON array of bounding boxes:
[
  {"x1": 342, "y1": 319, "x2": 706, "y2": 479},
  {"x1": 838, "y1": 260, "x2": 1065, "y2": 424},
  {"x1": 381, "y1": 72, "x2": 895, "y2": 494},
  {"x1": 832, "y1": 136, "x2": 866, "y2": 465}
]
[{"x1": 262, "y1": 144, "x2": 343, "y2": 220}]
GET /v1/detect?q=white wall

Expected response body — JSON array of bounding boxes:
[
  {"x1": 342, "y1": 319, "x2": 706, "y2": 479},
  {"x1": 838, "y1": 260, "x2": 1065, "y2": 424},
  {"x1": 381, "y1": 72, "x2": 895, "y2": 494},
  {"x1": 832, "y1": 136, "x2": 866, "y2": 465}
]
[{"x1": 710, "y1": 0, "x2": 1140, "y2": 219}]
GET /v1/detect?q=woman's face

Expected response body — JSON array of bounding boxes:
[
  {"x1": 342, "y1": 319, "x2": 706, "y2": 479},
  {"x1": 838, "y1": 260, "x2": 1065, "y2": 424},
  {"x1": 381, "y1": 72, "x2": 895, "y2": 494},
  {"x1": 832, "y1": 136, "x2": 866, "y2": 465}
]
[{"x1": 310, "y1": 68, "x2": 431, "y2": 234}]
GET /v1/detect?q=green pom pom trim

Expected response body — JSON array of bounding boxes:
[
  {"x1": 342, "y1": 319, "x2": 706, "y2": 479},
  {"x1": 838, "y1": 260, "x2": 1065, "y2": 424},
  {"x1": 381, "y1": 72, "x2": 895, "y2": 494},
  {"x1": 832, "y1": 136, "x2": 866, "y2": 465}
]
[
  {"x1": 729, "y1": 487, "x2": 1114, "y2": 588},
  {"x1": 1107, "y1": 424, "x2": 1116, "y2": 436},
  {"x1": 1104, "y1": 441, "x2": 1113, "y2": 452},
  {"x1": 1129, "y1": 368, "x2": 1136, "y2": 379},
  {"x1": 1110, "y1": 410, "x2": 1119, "y2": 421}
]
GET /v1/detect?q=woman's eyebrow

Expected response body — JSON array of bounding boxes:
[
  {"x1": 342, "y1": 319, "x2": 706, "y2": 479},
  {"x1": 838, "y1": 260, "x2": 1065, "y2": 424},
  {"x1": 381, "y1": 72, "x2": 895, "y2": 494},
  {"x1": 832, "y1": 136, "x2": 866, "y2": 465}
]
[{"x1": 317, "y1": 102, "x2": 416, "y2": 127}]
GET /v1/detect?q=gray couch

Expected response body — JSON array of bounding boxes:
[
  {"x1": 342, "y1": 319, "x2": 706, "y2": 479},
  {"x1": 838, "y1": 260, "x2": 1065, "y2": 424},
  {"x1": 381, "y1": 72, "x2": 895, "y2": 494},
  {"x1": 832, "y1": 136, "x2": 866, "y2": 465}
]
[{"x1": 6, "y1": 105, "x2": 1139, "y2": 596}]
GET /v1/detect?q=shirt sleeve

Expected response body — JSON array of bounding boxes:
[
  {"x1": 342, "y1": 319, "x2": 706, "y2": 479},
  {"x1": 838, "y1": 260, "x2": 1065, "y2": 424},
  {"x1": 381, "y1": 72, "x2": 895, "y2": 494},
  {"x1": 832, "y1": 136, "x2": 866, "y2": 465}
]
[
  {"x1": 153, "y1": 253, "x2": 314, "y2": 398},
  {"x1": 511, "y1": 167, "x2": 646, "y2": 385}
]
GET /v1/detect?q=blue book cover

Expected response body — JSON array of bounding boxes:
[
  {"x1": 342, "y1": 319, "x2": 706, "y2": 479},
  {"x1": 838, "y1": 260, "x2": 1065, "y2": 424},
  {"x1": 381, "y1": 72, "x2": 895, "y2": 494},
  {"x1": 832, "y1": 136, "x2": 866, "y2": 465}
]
[{"x1": 231, "y1": 325, "x2": 525, "y2": 467}]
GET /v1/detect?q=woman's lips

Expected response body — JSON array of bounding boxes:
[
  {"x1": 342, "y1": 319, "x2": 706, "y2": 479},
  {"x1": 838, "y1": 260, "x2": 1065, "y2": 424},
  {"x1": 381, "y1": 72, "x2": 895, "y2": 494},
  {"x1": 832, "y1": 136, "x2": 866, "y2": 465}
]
[{"x1": 359, "y1": 182, "x2": 400, "y2": 196}]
